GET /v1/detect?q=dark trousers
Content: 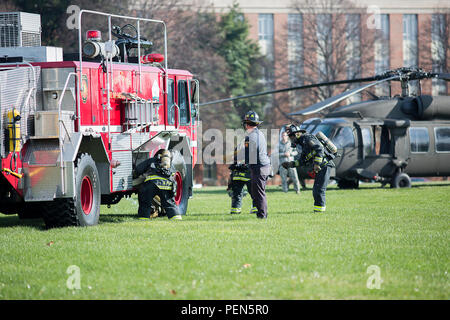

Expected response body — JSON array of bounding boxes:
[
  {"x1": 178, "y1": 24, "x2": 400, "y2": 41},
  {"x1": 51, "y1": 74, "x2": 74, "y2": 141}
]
[
  {"x1": 231, "y1": 180, "x2": 252, "y2": 210},
  {"x1": 250, "y1": 165, "x2": 270, "y2": 219},
  {"x1": 312, "y1": 165, "x2": 332, "y2": 207},
  {"x1": 138, "y1": 181, "x2": 179, "y2": 219}
]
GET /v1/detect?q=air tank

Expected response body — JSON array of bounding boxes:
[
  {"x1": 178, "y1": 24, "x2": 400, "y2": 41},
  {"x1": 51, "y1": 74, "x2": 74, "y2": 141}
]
[{"x1": 315, "y1": 131, "x2": 338, "y2": 154}]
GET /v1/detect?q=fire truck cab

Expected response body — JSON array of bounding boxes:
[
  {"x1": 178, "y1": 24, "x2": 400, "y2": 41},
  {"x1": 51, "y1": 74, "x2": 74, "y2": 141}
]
[{"x1": 0, "y1": 10, "x2": 199, "y2": 227}]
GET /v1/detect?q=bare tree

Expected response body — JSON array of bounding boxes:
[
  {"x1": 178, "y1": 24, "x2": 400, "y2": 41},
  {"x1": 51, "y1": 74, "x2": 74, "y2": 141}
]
[
  {"x1": 128, "y1": 0, "x2": 227, "y2": 113},
  {"x1": 285, "y1": 0, "x2": 379, "y2": 114},
  {"x1": 0, "y1": 0, "x2": 19, "y2": 11},
  {"x1": 418, "y1": 10, "x2": 450, "y2": 95}
]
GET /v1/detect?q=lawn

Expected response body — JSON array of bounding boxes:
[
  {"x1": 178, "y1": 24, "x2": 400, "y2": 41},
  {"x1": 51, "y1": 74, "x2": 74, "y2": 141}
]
[{"x1": 0, "y1": 182, "x2": 449, "y2": 300}]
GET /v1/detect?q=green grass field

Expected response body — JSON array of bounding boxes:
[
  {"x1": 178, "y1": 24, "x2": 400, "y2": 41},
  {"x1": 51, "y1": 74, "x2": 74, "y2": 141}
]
[{"x1": 0, "y1": 182, "x2": 449, "y2": 300}]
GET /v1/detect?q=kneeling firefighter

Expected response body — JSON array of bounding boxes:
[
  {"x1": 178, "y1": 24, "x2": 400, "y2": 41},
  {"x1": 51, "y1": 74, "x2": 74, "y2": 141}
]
[
  {"x1": 133, "y1": 149, "x2": 182, "y2": 220},
  {"x1": 282, "y1": 124, "x2": 339, "y2": 213}
]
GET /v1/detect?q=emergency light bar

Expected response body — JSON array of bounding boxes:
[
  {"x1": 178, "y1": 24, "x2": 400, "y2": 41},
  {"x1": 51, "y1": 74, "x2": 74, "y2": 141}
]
[
  {"x1": 86, "y1": 30, "x2": 102, "y2": 41},
  {"x1": 141, "y1": 53, "x2": 164, "y2": 64}
]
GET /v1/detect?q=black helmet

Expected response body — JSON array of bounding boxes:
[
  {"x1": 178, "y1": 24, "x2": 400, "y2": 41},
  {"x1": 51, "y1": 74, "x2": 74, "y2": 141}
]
[
  {"x1": 242, "y1": 110, "x2": 262, "y2": 126},
  {"x1": 285, "y1": 124, "x2": 305, "y2": 137}
]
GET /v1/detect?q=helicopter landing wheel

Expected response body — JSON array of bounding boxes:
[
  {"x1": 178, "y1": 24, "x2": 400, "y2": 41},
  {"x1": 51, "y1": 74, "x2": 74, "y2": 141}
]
[{"x1": 391, "y1": 172, "x2": 411, "y2": 188}]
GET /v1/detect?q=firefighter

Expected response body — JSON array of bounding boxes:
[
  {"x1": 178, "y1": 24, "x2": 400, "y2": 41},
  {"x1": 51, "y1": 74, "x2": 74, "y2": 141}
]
[
  {"x1": 282, "y1": 124, "x2": 335, "y2": 213},
  {"x1": 233, "y1": 110, "x2": 271, "y2": 219},
  {"x1": 226, "y1": 161, "x2": 252, "y2": 214},
  {"x1": 133, "y1": 149, "x2": 182, "y2": 220}
]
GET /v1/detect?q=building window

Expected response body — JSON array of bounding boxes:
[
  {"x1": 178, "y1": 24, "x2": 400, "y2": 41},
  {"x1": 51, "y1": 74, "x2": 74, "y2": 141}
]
[
  {"x1": 435, "y1": 127, "x2": 450, "y2": 152},
  {"x1": 258, "y1": 13, "x2": 274, "y2": 110},
  {"x1": 346, "y1": 14, "x2": 361, "y2": 103},
  {"x1": 258, "y1": 14, "x2": 274, "y2": 59},
  {"x1": 287, "y1": 13, "x2": 303, "y2": 111},
  {"x1": 403, "y1": 14, "x2": 418, "y2": 67},
  {"x1": 431, "y1": 14, "x2": 448, "y2": 96},
  {"x1": 203, "y1": 163, "x2": 217, "y2": 180},
  {"x1": 409, "y1": 127, "x2": 429, "y2": 153},
  {"x1": 403, "y1": 14, "x2": 418, "y2": 94},
  {"x1": 374, "y1": 14, "x2": 390, "y2": 96},
  {"x1": 316, "y1": 14, "x2": 332, "y2": 82}
]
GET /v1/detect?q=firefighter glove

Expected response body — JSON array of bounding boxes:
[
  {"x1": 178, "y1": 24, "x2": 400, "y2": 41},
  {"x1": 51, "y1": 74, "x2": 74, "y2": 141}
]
[
  {"x1": 313, "y1": 164, "x2": 321, "y2": 173},
  {"x1": 282, "y1": 161, "x2": 295, "y2": 169}
]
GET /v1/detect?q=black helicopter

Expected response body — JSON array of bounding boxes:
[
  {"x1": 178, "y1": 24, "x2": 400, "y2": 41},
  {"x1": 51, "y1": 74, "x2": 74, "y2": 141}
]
[{"x1": 200, "y1": 67, "x2": 450, "y2": 188}]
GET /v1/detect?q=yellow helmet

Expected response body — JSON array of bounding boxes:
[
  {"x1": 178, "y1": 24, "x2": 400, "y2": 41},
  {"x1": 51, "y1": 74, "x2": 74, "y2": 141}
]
[{"x1": 157, "y1": 149, "x2": 172, "y2": 169}]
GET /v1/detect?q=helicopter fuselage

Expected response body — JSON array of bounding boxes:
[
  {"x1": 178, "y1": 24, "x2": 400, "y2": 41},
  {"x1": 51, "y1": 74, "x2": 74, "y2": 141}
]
[{"x1": 299, "y1": 95, "x2": 450, "y2": 188}]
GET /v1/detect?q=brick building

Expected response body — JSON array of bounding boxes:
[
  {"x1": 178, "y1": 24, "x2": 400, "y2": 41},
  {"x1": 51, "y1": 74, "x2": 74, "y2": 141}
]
[{"x1": 191, "y1": 0, "x2": 450, "y2": 186}]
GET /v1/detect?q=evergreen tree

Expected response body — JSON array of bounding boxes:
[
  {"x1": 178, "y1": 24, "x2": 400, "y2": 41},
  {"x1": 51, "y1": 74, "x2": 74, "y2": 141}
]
[{"x1": 218, "y1": 2, "x2": 267, "y2": 128}]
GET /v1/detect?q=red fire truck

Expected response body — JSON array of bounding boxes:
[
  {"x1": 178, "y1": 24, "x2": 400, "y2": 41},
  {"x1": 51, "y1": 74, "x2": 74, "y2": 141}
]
[{"x1": 0, "y1": 10, "x2": 199, "y2": 227}]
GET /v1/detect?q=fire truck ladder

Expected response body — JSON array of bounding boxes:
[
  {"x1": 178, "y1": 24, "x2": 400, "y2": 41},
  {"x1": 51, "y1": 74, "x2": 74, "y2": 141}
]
[
  {"x1": 56, "y1": 72, "x2": 78, "y2": 195},
  {"x1": 123, "y1": 93, "x2": 160, "y2": 133}
]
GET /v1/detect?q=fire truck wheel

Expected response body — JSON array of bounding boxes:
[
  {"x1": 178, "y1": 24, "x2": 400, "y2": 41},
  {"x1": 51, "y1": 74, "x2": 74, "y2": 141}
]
[
  {"x1": 171, "y1": 150, "x2": 190, "y2": 215},
  {"x1": 74, "y1": 153, "x2": 101, "y2": 226}
]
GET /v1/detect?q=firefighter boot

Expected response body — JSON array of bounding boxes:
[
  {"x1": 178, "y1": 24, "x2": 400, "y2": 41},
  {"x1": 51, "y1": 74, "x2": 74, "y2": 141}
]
[
  {"x1": 313, "y1": 206, "x2": 326, "y2": 213},
  {"x1": 230, "y1": 207, "x2": 242, "y2": 214}
]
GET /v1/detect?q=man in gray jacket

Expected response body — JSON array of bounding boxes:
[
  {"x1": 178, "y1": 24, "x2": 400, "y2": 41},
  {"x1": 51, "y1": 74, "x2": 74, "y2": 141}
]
[{"x1": 235, "y1": 110, "x2": 271, "y2": 219}]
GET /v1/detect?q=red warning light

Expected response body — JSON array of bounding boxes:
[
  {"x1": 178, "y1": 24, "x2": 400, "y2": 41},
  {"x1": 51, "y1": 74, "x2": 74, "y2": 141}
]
[
  {"x1": 141, "y1": 53, "x2": 164, "y2": 64},
  {"x1": 86, "y1": 30, "x2": 102, "y2": 41}
]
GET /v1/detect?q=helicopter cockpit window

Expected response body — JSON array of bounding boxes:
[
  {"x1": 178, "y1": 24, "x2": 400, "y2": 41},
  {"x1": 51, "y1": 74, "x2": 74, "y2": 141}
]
[
  {"x1": 435, "y1": 127, "x2": 450, "y2": 152},
  {"x1": 332, "y1": 127, "x2": 355, "y2": 149},
  {"x1": 409, "y1": 127, "x2": 429, "y2": 153},
  {"x1": 312, "y1": 124, "x2": 335, "y2": 137}
]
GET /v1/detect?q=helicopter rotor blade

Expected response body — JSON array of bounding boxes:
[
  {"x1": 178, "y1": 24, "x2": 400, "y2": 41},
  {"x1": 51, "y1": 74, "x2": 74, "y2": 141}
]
[
  {"x1": 288, "y1": 76, "x2": 399, "y2": 116},
  {"x1": 198, "y1": 76, "x2": 380, "y2": 107},
  {"x1": 433, "y1": 72, "x2": 450, "y2": 81}
]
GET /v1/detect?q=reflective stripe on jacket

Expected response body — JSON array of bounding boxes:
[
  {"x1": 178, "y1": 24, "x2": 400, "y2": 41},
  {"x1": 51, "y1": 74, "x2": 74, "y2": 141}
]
[
  {"x1": 232, "y1": 170, "x2": 251, "y2": 182},
  {"x1": 145, "y1": 174, "x2": 174, "y2": 190}
]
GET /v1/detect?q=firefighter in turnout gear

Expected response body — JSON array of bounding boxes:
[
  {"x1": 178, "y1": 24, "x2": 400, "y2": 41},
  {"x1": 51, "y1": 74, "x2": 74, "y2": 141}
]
[
  {"x1": 227, "y1": 162, "x2": 252, "y2": 214},
  {"x1": 133, "y1": 149, "x2": 182, "y2": 220},
  {"x1": 282, "y1": 124, "x2": 337, "y2": 213}
]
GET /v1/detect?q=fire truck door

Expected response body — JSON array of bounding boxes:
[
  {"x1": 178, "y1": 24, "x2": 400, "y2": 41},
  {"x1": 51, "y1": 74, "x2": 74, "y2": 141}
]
[
  {"x1": 176, "y1": 78, "x2": 193, "y2": 142},
  {"x1": 189, "y1": 79, "x2": 199, "y2": 163},
  {"x1": 89, "y1": 68, "x2": 102, "y2": 125},
  {"x1": 166, "y1": 75, "x2": 176, "y2": 128}
]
